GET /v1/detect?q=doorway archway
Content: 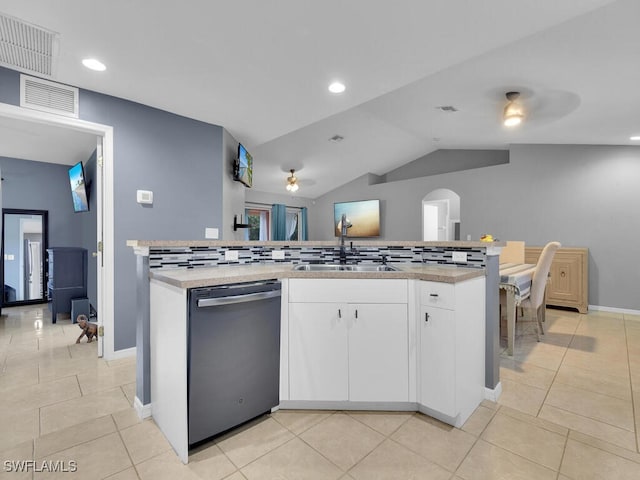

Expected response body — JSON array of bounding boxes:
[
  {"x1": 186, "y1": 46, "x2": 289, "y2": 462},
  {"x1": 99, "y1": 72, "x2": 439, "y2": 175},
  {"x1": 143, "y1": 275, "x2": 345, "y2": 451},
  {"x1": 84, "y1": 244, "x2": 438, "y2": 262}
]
[
  {"x1": 0, "y1": 102, "x2": 115, "y2": 360},
  {"x1": 422, "y1": 188, "x2": 460, "y2": 241}
]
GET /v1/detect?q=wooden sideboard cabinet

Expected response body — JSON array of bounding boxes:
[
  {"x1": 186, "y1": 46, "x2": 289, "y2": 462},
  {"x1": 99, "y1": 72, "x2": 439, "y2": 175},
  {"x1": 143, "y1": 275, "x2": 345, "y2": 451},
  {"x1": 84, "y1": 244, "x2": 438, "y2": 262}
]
[{"x1": 525, "y1": 246, "x2": 588, "y2": 313}]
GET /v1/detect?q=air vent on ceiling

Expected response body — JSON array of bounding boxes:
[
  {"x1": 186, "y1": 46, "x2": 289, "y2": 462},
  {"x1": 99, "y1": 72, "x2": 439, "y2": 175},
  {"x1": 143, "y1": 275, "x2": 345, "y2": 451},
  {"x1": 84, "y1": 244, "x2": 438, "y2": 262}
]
[
  {"x1": 20, "y1": 74, "x2": 79, "y2": 118},
  {"x1": 0, "y1": 12, "x2": 59, "y2": 77},
  {"x1": 436, "y1": 106, "x2": 459, "y2": 112}
]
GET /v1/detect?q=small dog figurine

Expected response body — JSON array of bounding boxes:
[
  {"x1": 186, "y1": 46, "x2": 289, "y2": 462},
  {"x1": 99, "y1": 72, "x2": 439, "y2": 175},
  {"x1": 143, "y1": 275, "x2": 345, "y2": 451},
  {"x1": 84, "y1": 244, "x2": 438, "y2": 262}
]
[{"x1": 76, "y1": 314, "x2": 98, "y2": 343}]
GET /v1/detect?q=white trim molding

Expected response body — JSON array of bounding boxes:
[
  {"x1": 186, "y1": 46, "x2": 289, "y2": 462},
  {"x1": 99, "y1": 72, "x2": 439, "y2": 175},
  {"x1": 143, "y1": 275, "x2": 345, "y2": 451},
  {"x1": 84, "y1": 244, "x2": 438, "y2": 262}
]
[
  {"x1": 134, "y1": 397, "x2": 152, "y2": 420},
  {"x1": 484, "y1": 382, "x2": 502, "y2": 402},
  {"x1": 109, "y1": 346, "x2": 136, "y2": 361},
  {"x1": 589, "y1": 305, "x2": 640, "y2": 316}
]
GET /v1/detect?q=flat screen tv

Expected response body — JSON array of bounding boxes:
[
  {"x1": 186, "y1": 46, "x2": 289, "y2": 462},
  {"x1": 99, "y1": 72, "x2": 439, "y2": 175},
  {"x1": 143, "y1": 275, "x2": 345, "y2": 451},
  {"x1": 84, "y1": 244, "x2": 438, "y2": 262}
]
[
  {"x1": 68, "y1": 161, "x2": 89, "y2": 212},
  {"x1": 234, "y1": 143, "x2": 253, "y2": 188},
  {"x1": 334, "y1": 199, "x2": 380, "y2": 237}
]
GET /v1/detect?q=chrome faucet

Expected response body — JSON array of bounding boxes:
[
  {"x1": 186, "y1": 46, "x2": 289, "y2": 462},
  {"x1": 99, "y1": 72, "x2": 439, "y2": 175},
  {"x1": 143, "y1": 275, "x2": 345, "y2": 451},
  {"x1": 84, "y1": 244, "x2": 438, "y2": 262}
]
[{"x1": 339, "y1": 213, "x2": 352, "y2": 264}]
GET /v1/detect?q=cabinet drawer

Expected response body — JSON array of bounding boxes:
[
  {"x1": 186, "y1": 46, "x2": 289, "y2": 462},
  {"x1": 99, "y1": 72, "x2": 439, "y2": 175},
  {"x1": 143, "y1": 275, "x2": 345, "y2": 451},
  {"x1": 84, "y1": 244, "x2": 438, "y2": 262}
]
[
  {"x1": 289, "y1": 278, "x2": 408, "y2": 304},
  {"x1": 420, "y1": 281, "x2": 455, "y2": 310}
]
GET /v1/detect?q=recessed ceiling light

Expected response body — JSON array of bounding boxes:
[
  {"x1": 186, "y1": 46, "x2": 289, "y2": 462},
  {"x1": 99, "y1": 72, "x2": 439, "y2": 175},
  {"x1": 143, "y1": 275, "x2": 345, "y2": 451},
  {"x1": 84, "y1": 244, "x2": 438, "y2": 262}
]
[
  {"x1": 82, "y1": 58, "x2": 106, "y2": 71},
  {"x1": 328, "y1": 82, "x2": 346, "y2": 94},
  {"x1": 630, "y1": 135, "x2": 640, "y2": 141}
]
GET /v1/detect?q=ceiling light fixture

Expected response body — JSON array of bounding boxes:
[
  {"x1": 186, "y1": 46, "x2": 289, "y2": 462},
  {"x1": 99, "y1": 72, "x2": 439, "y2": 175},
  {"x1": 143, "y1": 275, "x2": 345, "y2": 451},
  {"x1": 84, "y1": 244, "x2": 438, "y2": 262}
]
[
  {"x1": 630, "y1": 135, "x2": 640, "y2": 141},
  {"x1": 82, "y1": 58, "x2": 106, "y2": 71},
  {"x1": 503, "y1": 91, "x2": 524, "y2": 127},
  {"x1": 286, "y1": 169, "x2": 299, "y2": 192},
  {"x1": 328, "y1": 81, "x2": 346, "y2": 94}
]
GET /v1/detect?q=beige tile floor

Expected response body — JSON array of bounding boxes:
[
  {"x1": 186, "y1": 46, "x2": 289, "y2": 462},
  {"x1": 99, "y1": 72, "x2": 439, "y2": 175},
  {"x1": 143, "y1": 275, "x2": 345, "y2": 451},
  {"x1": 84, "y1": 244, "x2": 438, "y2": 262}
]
[{"x1": 1, "y1": 304, "x2": 640, "y2": 479}]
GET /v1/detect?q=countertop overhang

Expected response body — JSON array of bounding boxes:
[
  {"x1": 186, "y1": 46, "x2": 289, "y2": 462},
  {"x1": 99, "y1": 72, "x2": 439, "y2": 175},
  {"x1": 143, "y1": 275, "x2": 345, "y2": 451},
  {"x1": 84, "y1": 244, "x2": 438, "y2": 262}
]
[
  {"x1": 149, "y1": 263, "x2": 485, "y2": 289},
  {"x1": 129, "y1": 239, "x2": 503, "y2": 248}
]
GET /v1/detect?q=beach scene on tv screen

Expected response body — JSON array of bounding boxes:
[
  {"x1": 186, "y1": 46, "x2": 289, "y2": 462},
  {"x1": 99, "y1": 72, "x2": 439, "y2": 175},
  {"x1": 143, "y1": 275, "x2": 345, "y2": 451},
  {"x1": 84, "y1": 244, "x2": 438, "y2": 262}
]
[
  {"x1": 69, "y1": 163, "x2": 89, "y2": 212},
  {"x1": 334, "y1": 200, "x2": 380, "y2": 237}
]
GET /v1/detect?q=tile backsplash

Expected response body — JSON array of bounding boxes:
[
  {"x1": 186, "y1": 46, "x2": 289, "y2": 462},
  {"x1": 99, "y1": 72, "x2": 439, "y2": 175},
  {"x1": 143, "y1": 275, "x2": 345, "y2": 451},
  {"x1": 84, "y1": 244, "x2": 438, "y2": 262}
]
[{"x1": 149, "y1": 244, "x2": 487, "y2": 270}]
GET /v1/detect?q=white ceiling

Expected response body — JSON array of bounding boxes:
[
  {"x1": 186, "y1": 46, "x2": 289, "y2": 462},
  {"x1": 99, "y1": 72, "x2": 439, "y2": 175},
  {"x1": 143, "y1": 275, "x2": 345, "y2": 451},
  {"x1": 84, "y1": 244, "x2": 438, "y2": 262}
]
[{"x1": 1, "y1": 0, "x2": 638, "y2": 197}]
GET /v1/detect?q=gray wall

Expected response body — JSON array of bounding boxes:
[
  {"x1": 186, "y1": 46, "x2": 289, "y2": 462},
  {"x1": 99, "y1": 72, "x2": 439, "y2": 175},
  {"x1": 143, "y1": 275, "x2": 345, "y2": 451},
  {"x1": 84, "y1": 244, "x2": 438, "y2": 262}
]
[
  {"x1": 222, "y1": 129, "x2": 246, "y2": 241},
  {"x1": 0, "y1": 156, "x2": 83, "y2": 246},
  {"x1": 1, "y1": 153, "x2": 98, "y2": 310},
  {"x1": 384, "y1": 149, "x2": 509, "y2": 183},
  {"x1": 0, "y1": 66, "x2": 225, "y2": 351},
  {"x1": 310, "y1": 145, "x2": 640, "y2": 310}
]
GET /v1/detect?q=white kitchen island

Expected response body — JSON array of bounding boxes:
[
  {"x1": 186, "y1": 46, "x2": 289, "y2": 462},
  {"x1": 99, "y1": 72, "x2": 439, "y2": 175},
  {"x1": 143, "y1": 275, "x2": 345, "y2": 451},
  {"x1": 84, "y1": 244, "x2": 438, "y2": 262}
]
[{"x1": 146, "y1": 262, "x2": 486, "y2": 463}]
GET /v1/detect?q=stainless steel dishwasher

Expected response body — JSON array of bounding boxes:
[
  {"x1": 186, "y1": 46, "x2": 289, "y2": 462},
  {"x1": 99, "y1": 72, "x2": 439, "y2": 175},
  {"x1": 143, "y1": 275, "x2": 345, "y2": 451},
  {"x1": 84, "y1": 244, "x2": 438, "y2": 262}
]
[{"x1": 187, "y1": 279, "x2": 281, "y2": 446}]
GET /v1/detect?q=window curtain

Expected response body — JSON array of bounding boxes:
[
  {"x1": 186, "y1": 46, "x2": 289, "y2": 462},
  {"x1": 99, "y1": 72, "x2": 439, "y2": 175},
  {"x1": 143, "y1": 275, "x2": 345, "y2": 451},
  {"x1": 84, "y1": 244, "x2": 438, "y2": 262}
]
[
  {"x1": 259, "y1": 211, "x2": 269, "y2": 240},
  {"x1": 285, "y1": 212, "x2": 298, "y2": 241},
  {"x1": 271, "y1": 204, "x2": 287, "y2": 241},
  {"x1": 300, "y1": 207, "x2": 308, "y2": 240}
]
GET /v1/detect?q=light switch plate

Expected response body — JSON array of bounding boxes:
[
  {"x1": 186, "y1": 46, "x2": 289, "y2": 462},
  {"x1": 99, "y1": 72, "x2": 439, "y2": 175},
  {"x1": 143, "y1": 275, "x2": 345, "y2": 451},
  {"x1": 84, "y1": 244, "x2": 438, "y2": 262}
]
[
  {"x1": 272, "y1": 250, "x2": 285, "y2": 260},
  {"x1": 452, "y1": 251, "x2": 468, "y2": 263},
  {"x1": 225, "y1": 250, "x2": 239, "y2": 261},
  {"x1": 205, "y1": 228, "x2": 219, "y2": 239}
]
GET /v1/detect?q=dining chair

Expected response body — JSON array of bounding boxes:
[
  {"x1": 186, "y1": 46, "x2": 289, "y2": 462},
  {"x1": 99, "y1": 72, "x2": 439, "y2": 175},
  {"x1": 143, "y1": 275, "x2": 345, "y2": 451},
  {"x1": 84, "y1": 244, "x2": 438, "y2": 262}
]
[{"x1": 519, "y1": 241, "x2": 561, "y2": 341}]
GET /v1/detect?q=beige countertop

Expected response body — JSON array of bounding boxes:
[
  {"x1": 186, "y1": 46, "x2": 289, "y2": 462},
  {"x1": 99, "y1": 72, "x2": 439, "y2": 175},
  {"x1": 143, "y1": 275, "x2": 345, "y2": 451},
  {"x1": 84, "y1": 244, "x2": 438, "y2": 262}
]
[
  {"x1": 150, "y1": 263, "x2": 485, "y2": 289},
  {"x1": 129, "y1": 239, "x2": 504, "y2": 248}
]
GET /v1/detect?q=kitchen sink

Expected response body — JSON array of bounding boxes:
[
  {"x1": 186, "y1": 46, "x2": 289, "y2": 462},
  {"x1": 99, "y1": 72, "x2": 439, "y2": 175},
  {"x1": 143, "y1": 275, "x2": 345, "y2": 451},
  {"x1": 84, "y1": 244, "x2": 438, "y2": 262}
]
[
  {"x1": 349, "y1": 264, "x2": 398, "y2": 272},
  {"x1": 293, "y1": 264, "x2": 398, "y2": 272}
]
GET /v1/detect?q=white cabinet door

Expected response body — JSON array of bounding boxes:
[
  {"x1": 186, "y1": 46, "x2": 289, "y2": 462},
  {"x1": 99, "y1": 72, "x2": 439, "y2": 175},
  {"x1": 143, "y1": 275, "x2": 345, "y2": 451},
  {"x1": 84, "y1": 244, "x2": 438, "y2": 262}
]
[
  {"x1": 348, "y1": 303, "x2": 409, "y2": 402},
  {"x1": 289, "y1": 302, "x2": 348, "y2": 401},
  {"x1": 420, "y1": 306, "x2": 457, "y2": 416}
]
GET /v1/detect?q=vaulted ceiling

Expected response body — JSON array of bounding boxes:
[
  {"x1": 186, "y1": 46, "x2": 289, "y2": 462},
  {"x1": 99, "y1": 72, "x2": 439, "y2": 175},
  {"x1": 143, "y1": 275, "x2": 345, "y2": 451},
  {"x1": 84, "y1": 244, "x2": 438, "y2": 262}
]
[{"x1": 1, "y1": 0, "x2": 638, "y2": 197}]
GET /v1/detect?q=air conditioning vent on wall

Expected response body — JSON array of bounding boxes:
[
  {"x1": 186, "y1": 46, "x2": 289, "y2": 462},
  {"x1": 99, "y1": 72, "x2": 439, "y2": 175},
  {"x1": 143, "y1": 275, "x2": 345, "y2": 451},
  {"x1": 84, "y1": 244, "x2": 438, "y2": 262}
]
[
  {"x1": 20, "y1": 75, "x2": 79, "y2": 118},
  {"x1": 0, "y1": 12, "x2": 59, "y2": 77}
]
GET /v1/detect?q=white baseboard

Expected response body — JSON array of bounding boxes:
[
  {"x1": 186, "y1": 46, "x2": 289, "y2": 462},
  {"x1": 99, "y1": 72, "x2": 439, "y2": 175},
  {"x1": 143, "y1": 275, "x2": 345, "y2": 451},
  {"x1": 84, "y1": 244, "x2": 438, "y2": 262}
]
[
  {"x1": 484, "y1": 382, "x2": 502, "y2": 402},
  {"x1": 134, "y1": 396, "x2": 152, "y2": 419},
  {"x1": 107, "y1": 346, "x2": 136, "y2": 361},
  {"x1": 588, "y1": 305, "x2": 640, "y2": 316}
]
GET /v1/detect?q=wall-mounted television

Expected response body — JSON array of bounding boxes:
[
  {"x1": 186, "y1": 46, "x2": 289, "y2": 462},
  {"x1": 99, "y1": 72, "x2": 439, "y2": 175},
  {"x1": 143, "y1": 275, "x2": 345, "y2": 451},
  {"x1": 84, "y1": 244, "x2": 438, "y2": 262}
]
[
  {"x1": 334, "y1": 199, "x2": 380, "y2": 237},
  {"x1": 68, "y1": 161, "x2": 89, "y2": 213},
  {"x1": 234, "y1": 143, "x2": 253, "y2": 188}
]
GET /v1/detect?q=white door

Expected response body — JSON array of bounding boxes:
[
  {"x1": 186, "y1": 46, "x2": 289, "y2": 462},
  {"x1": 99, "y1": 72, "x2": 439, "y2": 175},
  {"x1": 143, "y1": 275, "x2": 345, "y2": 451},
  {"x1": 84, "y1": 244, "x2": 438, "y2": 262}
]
[
  {"x1": 422, "y1": 200, "x2": 450, "y2": 241},
  {"x1": 95, "y1": 138, "x2": 104, "y2": 357},
  {"x1": 348, "y1": 303, "x2": 409, "y2": 402},
  {"x1": 288, "y1": 302, "x2": 348, "y2": 401}
]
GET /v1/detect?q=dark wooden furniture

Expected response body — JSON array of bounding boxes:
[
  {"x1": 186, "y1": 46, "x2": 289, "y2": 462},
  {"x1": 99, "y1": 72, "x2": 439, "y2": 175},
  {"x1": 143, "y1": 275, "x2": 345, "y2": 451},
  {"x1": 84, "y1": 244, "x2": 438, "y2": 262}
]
[{"x1": 47, "y1": 247, "x2": 87, "y2": 323}]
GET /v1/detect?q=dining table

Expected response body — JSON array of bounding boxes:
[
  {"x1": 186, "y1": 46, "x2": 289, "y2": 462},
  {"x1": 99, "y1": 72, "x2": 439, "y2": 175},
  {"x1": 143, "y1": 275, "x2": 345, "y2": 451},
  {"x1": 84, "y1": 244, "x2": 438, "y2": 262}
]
[{"x1": 499, "y1": 262, "x2": 537, "y2": 356}]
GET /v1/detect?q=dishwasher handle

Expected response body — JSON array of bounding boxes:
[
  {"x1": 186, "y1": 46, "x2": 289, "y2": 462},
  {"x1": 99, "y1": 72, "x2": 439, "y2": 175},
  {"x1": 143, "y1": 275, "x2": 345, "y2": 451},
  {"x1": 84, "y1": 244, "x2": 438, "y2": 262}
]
[{"x1": 196, "y1": 289, "x2": 281, "y2": 307}]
